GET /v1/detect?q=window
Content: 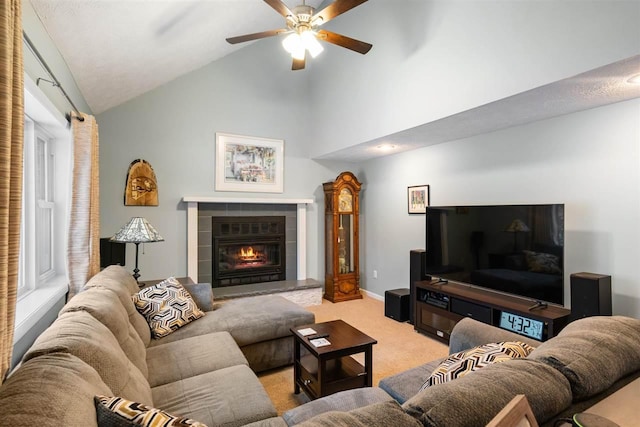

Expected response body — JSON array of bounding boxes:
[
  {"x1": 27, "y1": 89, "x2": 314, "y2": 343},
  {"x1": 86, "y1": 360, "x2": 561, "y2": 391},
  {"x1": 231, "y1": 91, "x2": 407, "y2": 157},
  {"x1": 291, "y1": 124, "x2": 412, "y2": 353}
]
[
  {"x1": 14, "y1": 76, "x2": 70, "y2": 345},
  {"x1": 18, "y1": 119, "x2": 57, "y2": 296}
]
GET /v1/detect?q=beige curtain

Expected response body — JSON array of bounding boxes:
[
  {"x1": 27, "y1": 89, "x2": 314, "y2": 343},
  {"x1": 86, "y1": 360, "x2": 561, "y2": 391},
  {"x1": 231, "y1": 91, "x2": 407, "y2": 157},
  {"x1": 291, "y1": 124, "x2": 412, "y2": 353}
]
[
  {"x1": 67, "y1": 113, "x2": 100, "y2": 298},
  {"x1": 0, "y1": 0, "x2": 23, "y2": 382}
]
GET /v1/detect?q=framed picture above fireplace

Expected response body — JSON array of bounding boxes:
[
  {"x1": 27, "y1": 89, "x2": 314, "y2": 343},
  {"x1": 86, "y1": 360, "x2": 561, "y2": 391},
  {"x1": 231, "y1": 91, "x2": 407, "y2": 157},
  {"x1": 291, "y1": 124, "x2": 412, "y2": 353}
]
[{"x1": 215, "y1": 132, "x2": 284, "y2": 193}]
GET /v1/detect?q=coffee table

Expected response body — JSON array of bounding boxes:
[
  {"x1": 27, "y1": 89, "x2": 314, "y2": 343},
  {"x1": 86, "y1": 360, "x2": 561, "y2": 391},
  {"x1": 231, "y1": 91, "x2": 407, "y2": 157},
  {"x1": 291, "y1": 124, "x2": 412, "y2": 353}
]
[{"x1": 290, "y1": 319, "x2": 377, "y2": 400}]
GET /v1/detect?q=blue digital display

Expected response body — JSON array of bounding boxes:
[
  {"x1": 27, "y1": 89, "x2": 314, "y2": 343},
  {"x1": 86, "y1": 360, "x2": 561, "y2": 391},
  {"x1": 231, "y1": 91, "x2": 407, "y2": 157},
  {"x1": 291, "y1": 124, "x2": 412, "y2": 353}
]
[{"x1": 499, "y1": 311, "x2": 544, "y2": 341}]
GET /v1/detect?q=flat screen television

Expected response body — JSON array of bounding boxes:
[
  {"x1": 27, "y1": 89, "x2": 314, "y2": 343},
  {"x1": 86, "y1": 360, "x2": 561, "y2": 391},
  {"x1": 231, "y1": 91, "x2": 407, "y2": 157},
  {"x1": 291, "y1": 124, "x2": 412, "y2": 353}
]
[{"x1": 425, "y1": 204, "x2": 565, "y2": 306}]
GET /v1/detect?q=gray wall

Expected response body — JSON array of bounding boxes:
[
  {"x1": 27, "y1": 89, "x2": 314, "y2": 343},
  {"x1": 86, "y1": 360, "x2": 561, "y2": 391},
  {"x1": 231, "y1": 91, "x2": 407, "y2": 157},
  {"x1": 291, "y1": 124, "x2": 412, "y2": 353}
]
[
  {"x1": 97, "y1": 38, "x2": 357, "y2": 283},
  {"x1": 358, "y1": 98, "x2": 640, "y2": 317}
]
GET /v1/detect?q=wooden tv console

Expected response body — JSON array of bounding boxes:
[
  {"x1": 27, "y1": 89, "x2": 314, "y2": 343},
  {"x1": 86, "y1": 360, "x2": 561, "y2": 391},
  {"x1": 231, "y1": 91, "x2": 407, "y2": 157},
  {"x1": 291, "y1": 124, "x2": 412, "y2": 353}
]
[{"x1": 414, "y1": 279, "x2": 571, "y2": 344}]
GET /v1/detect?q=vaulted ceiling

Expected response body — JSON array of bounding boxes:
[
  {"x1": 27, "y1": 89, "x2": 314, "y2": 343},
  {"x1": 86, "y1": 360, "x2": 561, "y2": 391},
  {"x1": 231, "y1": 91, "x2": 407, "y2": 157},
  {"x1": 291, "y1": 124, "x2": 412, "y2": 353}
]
[{"x1": 27, "y1": 0, "x2": 640, "y2": 162}]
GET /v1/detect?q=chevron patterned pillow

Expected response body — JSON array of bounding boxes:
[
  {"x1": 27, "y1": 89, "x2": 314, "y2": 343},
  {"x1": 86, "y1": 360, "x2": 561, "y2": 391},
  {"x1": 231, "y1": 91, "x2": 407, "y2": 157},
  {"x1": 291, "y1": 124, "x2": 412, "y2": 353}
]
[
  {"x1": 419, "y1": 341, "x2": 536, "y2": 391},
  {"x1": 94, "y1": 395, "x2": 208, "y2": 427},
  {"x1": 133, "y1": 277, "x2": 205, "y2": 338}
]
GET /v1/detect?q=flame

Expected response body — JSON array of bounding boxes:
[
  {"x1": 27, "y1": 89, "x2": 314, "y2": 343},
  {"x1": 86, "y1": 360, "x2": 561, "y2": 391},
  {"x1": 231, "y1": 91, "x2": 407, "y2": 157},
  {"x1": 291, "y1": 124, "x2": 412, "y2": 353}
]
[{"x1": 240, "y1": 247, "x2": 255, "y2": 258}]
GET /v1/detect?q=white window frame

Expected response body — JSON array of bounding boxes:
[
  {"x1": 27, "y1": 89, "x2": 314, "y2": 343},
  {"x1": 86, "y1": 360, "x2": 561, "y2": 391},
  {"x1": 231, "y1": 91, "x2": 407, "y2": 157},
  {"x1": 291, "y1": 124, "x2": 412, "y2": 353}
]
[
  {"x1": 14, "y1": 75, "x2": 70, "y2": 344},
  {"x1": 19, "y1": 119, "x2": 56, "y2": 297}
]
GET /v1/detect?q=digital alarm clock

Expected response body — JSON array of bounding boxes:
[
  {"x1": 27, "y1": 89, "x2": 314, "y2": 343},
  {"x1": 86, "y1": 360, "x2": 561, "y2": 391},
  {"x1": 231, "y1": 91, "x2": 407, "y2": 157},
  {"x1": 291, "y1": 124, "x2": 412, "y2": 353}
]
[{"x1": 499, "y1": 311, "x2": 544, "y2": 341}]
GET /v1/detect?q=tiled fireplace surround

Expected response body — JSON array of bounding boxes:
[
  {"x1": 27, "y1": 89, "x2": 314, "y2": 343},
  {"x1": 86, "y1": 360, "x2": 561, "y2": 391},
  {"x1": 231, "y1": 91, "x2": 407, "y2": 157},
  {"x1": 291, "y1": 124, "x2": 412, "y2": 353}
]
[{"x1": 184, "y1": 197, "x2": 321, "y2": 306}]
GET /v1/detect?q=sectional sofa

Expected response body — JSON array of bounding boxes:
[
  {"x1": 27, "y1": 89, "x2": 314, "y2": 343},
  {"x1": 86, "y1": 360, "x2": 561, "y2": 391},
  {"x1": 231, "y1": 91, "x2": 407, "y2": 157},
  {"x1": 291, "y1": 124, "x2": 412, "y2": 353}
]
[
  {"x1": 0, "y1": 265, "x2": 314, "y2": 426},
  {"x1": 281, "y1": 315, "x2": 640, "y2": 426},
  {"x1": 2, "y1": 264, "x2": 639, "y2": 427}
]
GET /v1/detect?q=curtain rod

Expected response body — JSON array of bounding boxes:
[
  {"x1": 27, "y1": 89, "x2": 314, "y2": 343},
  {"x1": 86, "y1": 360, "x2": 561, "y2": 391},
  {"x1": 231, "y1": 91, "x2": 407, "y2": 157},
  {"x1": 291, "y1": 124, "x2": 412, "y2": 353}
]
[{"x1": 22, "y1": 31, "x2": 85, "y2": 122}]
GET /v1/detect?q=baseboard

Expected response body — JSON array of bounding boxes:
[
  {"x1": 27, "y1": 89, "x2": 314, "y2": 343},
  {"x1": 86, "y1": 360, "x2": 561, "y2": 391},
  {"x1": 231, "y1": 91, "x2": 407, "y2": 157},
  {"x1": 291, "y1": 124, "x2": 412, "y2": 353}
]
[{"x1": 361, "y1": 289, "x2": 384, "y2": 301}]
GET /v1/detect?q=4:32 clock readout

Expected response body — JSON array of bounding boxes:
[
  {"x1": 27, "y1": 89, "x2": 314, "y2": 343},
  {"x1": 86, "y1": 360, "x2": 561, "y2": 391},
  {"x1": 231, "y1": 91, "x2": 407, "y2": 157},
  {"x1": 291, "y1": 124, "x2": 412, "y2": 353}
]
[{"x1": 499, "y1": 311, "x2": 544, "y2": 340}]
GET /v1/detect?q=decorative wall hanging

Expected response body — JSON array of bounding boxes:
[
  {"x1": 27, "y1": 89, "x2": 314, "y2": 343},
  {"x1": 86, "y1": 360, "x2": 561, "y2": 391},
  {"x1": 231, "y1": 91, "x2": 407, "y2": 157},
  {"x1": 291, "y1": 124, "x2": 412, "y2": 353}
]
[
  {"x1": 124, "y1": 159, "x2": 159, "y2": 206},
  {"x1": 215, "y1": 132, "x2": 284, "y2": 193},
  {"x1": 408, "y1": 185, "x2": 430, "y2": 214}
]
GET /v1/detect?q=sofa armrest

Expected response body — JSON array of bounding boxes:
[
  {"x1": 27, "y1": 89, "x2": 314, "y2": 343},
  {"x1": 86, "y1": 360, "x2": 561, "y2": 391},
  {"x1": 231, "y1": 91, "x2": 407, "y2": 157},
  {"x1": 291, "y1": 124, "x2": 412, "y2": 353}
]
[
  {"x1": 183, "y1": 283, "x2": 215, "y2": 312},
  {"x1": 449, "y1": 317, "x2": 541, "y2": 354}
]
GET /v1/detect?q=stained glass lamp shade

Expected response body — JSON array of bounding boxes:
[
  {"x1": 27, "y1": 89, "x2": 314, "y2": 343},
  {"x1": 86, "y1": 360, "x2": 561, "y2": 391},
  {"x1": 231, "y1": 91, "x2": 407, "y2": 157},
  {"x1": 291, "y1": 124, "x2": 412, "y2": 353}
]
[{"x1": 110, "y1": 217, "x2": 164, "y2": 282}]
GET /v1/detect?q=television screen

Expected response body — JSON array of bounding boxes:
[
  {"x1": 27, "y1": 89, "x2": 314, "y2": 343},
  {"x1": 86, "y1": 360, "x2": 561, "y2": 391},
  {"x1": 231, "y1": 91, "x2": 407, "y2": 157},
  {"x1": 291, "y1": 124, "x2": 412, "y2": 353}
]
[{"x1": 425, "y1": 204, "x2": 565, "y2": 306}]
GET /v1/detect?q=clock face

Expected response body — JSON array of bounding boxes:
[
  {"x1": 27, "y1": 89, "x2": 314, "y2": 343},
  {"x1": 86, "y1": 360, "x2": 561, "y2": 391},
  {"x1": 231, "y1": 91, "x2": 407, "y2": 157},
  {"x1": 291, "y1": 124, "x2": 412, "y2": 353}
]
[
  {"x1": 338, "y1": 188, "x2": 353, "y2": 212},
  {"x1": 499, "y1": 311, "x2": 544, "y2": 341}
]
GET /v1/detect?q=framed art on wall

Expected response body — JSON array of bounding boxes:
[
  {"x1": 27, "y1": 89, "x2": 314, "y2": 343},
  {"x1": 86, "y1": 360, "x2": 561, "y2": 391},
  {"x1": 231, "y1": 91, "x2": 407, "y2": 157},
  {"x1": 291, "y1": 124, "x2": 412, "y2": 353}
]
[
  {"x1": 408, "y1": 185, "x2": 430, "y2": 214},
  {"x1": 215, "y1": 132, "x2": 284, "y2": 193}
]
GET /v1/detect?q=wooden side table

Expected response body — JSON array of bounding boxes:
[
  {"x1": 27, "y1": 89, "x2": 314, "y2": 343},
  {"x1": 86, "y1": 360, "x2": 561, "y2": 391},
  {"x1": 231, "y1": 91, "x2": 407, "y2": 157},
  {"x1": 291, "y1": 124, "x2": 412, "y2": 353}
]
[{"x1": 291, "y1": 320, "x2": 377, "y2": 400}]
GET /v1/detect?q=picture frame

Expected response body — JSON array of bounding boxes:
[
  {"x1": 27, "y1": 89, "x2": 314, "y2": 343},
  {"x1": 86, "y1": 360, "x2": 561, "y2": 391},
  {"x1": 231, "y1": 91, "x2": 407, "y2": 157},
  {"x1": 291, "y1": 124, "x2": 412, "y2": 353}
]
[
  {"x1": 215, "y1": 132, "x2": 284, "y2": 193},
  {"x1": 407, "y1": 185, "x2": 430, "y2": 214}
]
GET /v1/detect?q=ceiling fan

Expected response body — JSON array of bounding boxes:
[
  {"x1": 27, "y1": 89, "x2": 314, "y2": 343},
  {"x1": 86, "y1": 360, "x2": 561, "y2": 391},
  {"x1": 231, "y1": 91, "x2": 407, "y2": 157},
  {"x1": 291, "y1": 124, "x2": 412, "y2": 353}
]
[{"x1": 226, "y1": 0, "x2": 372, "y2": 70}]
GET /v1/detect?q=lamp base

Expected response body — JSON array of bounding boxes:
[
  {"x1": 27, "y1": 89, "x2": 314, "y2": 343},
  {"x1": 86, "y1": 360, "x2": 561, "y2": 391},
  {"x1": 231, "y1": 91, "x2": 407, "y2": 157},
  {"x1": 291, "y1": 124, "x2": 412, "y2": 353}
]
[{"x1": 133, "y1": 242, "x2": 141, "y2": 285}]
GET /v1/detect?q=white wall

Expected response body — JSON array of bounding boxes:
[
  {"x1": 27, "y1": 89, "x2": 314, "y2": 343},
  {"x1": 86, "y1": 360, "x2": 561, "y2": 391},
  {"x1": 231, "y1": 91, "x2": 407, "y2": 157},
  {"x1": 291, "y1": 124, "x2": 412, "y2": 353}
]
[
  {"x1": 307, "y1": 0, "x2": 640, "y2": 157},
  {"x1": 359, "y1": 98, "x2": 640, "y2": 317}
]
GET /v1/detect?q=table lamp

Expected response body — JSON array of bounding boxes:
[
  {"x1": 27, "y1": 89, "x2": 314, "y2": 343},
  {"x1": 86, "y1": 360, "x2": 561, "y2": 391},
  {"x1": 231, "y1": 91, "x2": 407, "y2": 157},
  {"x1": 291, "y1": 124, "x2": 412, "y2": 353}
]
[{"x1": 110, "y1": 217, "x2": 164, "y2": 283}]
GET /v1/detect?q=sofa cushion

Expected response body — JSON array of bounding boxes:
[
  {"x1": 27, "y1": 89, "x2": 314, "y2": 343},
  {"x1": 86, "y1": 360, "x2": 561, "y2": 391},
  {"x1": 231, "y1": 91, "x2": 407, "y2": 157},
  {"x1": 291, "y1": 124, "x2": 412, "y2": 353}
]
[
  {"x1": 84, "y1": 266, "x2": 152, "y2": 346},
  {"x1": 148, "y1": 295, "x2": 314, "y2": 347},
  {"x1": 283, "y1": 387, "x2": 394, "y2": 426},
  {"x1": 94, "y1": 395, "x2": 208, "y2": 427},
  {"x1": 23, "y1": 310, "x2": 153, "y2": 406},
  {"x1": 146, "y1": 331, "x2": 248, "y2": 387},
  {"x1": 0, "y1": 353, "x2": 112, "y2": 427},
  {"x1": 420, "y1": 341, "x2": 535, "y2": 390},
  {"x1": 528, "y1": 315, "x2": 640, "y2": 400},
  {"x1": 379, "y1": 358, "x2": 445, "y2": 404},
  {"x1": 133, "y1": 277, "x2": 205, "y2": 338},
  {"x1": 403, "y1": 358, "x2": 572, "y2": 427},
  {"x1": 152, "y1": 364, "x2": 277, "y2": 427},
  {"x1": 60, "y1": 287, "x2": 148, "y2": 377},
  {"x1": 243, "y1": 418, "x2": 288, "y2": 427},
  {"x1": 297, "y1": 401, "x2": 422, "y2": 427},
  {"x1": 183, "y1": 282, "x2": 215, "y2": 312}
]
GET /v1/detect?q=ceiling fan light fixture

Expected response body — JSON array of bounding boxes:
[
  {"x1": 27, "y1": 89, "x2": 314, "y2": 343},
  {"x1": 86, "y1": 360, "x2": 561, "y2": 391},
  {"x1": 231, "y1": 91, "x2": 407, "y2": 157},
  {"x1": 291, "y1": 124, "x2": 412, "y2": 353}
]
[
  {"x1": 301, "y1": 30, "x2": 323, "y2": 58},
  {"x1": 282, "y1": 33, "x2": 301, "y2": 53}
]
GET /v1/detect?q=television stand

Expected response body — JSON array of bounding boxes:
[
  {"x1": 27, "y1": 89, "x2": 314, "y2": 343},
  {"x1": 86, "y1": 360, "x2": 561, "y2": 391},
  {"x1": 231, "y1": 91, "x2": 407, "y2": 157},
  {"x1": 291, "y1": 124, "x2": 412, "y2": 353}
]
[{"x1": 414, "y1": 279, "x2": 571, "y2": 344}]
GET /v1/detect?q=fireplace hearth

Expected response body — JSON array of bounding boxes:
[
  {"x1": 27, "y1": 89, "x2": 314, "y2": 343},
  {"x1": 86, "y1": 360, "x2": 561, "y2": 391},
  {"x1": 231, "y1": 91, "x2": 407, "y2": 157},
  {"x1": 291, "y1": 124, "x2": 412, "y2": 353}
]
[{"x1": 212, "y1": 216, "x2": 286, "y2": 287}]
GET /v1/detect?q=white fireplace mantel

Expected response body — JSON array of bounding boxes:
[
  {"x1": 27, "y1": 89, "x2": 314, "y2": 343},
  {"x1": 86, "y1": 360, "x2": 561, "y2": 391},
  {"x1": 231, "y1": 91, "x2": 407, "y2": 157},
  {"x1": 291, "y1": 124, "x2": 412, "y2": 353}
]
[{"x1": 183, "y1": 196, "x2": 314, "y2": 282}]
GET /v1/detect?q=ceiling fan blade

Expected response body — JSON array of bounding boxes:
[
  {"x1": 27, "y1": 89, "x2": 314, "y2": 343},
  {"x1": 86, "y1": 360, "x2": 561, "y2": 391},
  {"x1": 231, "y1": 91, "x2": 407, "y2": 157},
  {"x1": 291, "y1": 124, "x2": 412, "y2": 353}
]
[
  {"x1": 264, "y1": 0, "x2": 295, "y2": 19},
  {"x1": 316, "y1": 30, "x2": 372, "y2": 54},
  {"x1": 226, "y1": 29, "x2": 288, "y2": 44},
  {"x1": 292, "y1": 54, "x2": 306, "y2": 71},
  {"x1": 313, "y1": 0, "x2": 368, "y2": 25}
]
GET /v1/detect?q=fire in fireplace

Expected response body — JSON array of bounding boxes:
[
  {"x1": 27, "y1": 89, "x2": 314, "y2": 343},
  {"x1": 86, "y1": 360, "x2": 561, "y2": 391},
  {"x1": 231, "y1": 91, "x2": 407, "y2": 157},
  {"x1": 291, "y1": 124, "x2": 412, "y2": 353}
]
[{"x1": 212, "y1": 216, "x2": 286, "y2": 287}]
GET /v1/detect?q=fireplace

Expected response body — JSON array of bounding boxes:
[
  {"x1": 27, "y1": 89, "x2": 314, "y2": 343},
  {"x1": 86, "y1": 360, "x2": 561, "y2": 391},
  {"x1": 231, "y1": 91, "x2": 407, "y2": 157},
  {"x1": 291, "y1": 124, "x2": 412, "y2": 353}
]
[{"x1": 212, "y1": 216, "x2": 286, "y2": 287}]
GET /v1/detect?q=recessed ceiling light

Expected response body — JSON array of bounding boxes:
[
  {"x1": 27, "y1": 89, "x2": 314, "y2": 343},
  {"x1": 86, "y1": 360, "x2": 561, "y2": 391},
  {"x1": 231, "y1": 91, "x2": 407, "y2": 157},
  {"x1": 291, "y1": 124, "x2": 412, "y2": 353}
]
[
  {"x1": 627, "y1": 73, "x2": 640, "y2": 84},
  {"x1": 376, "y1": 144, "x2": 397, "y2": 151}
]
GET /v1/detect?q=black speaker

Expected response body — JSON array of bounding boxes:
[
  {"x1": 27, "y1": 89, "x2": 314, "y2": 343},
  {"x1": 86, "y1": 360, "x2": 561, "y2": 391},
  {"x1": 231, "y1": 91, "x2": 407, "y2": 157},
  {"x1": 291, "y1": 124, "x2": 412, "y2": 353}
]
[
  {"x1": 570, "y1": 272, "x2": 612, "y2": 321},
  {"x1": 100, "y1": 237, "x2": 126, "y2": 268},
  {"x1": 385, "y1": 288, "x2": 410, "y2": 322},
  {"x1": 409, "y1": 249, "x2": 429, "y2": 324}
]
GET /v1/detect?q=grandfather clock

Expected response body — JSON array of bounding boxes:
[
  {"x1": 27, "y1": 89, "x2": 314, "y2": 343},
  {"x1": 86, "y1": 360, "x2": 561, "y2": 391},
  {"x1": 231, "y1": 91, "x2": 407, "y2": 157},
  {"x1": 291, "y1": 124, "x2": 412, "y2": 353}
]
[{"x1": 323, "y1": 171, "x2": 362, "y2": 302}]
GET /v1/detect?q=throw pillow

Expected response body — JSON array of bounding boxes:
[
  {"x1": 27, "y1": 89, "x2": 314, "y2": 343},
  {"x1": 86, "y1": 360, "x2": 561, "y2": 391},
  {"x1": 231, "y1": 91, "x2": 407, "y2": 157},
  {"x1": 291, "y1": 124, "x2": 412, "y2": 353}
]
[
  {"x1": 95, "y1": 395, "x2": 208, "y2": 427},
  {"x1": 523, "y1": 250, "x2": 562, "y2": 274},
  {"x1": 132, "y1": 277, "x2": 205, "y2": 338},
  {"x1": 419, "y1": 341, "x2": 536, "y2": 391}
]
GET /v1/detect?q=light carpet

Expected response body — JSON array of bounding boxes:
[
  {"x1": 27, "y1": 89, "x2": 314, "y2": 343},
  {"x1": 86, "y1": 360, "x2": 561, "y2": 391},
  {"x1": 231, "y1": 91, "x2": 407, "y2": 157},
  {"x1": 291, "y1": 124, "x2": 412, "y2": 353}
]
[{"x1": 257, "y1": 292, "x2": 449, "y2": 415}]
